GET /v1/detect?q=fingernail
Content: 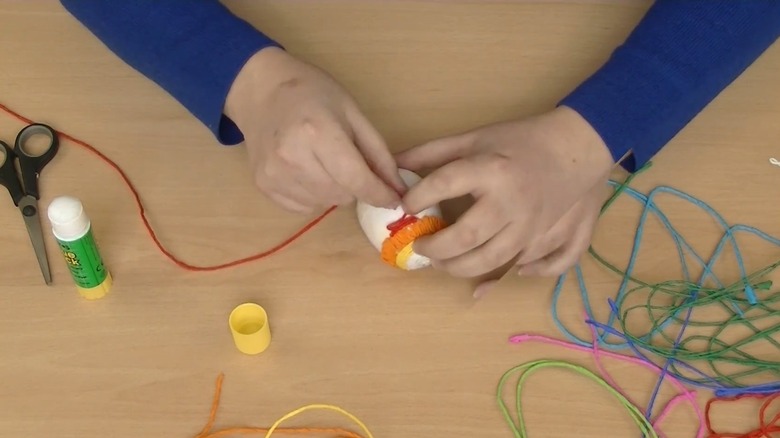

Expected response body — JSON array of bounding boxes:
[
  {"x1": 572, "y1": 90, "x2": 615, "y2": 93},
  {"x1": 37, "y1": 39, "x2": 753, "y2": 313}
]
[
  {"x1": 473, "y1": 288, "x2": 488, "y2": 299},
  {"x1": 473, "y1": 280, "x2": 497, "y2": 299}
]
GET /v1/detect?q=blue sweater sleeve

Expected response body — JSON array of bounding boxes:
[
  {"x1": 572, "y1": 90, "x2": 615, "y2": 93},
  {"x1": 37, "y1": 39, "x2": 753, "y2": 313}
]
[
  {"x1": 59, "y1": 0, "x2": 281, "y2": 145},
  {"x1": 560, "y1": 0, "x2": 780, "y2": 172},
  {"x1": 60, "y1": 1, "x2": 780, "y2": 164}
]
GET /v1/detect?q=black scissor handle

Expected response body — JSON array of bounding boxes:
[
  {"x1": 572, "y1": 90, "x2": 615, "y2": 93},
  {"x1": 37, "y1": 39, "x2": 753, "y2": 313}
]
[
  {"x1": 0, "y1": 140, "x2": 25, "y2": 205},
  {"x1": 14, "y1": 123, "x2": 59, "y2": 200}
]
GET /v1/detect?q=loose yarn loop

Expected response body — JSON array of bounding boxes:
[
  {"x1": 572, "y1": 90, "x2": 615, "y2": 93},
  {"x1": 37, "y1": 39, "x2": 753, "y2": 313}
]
[
  {"x1": 550, "y1": 163, "x2": 780, "y2": 407},
  {"x1": 705, "y1": 392, "x2": 780, "y2": 437},
  {"x1": 497, "y1": 359, "x2": 659, "y2": 438},
  {"x1": 509, "y1": 318, "x2": 705, "y2": 438},
  {"x1": 0, "y1": 102, "x2": 336, "y2": 272},
  {"x1": 195, "y1": 373, "x2": 373, "y2": 438}
]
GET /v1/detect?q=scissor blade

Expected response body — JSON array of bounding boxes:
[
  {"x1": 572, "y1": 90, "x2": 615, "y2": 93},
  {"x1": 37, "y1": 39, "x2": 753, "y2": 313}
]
[{"x1": 18, "y1": 195, "x2": 52, "y2": 285}]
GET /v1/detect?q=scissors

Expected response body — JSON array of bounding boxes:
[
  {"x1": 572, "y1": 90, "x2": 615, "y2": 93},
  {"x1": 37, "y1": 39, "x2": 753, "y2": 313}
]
[{"x1": 0, "y1": 123, "x2": 60, "y2": 284}]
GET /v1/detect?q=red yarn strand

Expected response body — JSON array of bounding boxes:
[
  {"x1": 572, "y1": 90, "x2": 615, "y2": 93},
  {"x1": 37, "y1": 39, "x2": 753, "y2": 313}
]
[
  {"x1": 705, "y1": 392, "x2": 780, "y2": 438},
  {"x1": 0, "y1": 102, "x2": 336, "y2": 272},
  {"x1": 386, "y1": 213, "x2": 417, "y2": 237}
]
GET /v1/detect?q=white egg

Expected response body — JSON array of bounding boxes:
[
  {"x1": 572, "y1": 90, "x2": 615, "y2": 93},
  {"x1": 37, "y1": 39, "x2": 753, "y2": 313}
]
[{"x1": 356, "y1": 168, "x2": 446, "y2": 270}]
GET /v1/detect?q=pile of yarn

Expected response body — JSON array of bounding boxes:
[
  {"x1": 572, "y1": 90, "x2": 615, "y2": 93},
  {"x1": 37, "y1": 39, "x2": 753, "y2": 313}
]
[{"x1": 503, "y1": 162, "x2": 780, "y2": 436}]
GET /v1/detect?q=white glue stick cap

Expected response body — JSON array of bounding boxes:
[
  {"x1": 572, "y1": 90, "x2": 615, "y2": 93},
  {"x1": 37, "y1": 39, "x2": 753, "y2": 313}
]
[{"x1": 47, "y1": 196, "x2": 90, "y2": 241}]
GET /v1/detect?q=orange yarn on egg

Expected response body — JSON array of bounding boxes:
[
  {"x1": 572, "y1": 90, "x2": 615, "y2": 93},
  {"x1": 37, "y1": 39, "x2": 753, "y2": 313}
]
[{"x1": 380, "y1": 215, "x2": 447, "y2": 267}]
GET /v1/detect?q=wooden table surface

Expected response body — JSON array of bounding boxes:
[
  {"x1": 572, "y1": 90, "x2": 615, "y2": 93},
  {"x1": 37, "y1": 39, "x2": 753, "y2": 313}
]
[{"x1": 2, "y1": 1, "x2": 779, "y2": 437}]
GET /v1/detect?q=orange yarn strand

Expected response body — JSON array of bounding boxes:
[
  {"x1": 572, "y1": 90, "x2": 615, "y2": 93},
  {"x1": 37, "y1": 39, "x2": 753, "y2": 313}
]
[
  {"x1": 0, "y1": 101, "x2": 336, "y2": 272},
  {"x1": 195, "y1": 373, "x2": 367, "y2": 438}
]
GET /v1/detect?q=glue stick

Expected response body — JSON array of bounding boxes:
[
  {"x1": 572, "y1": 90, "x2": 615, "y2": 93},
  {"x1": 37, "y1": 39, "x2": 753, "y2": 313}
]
[{"x1": 47, "y1": 196, "x2": 112, "y2": 300}]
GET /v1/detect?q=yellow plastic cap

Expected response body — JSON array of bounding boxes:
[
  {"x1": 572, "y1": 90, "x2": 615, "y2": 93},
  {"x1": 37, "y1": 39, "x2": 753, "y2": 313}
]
[{"x1": 228, "y1": 303, "x2": 271, "y2": 355}]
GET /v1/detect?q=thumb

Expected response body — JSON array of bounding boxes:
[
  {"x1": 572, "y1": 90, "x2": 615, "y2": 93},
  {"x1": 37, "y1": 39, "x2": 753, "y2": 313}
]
[
  {"x1": 347, "y1": 108, "x2": 407, "y2": 194},
  {"x1": 395, "y1": 132, "x2": 475, "y2": 172}
]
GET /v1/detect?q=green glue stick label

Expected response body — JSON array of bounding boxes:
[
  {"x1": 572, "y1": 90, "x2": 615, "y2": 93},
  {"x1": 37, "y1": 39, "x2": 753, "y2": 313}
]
[{"x1": 56, "y1": 228, "x2": 108, "y2": 289}]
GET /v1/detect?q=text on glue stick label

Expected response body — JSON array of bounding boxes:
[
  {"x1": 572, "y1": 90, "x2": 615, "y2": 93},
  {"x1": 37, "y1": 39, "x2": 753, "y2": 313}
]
[{"x1": 56, "y1": 228, "x2": 108, "y2": 288}]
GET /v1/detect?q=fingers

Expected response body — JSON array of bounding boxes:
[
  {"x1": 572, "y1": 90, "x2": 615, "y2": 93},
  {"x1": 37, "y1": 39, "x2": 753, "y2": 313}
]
[
  {"x1": 394, "y1": 133, "x2": 474, "y2": 172},
  {"x1": 512, "y1": 180, "x2": 606, "y2": 273},
  {"x1": 422, "y1": 178, "x2": 602, "y2": 278},
  {"x1": 255, "y1": 169, "x2": 319, "y2": 214},
  {"x1": 513, "y1": 203, "x2": 581, "y2": 266},
  {"x1": 402, "y1": 157, "x2": 482, "y2": 215},
  {"x1": 516, "y1": 208, "x2": 599, "y2": 277},
  {"x1": 414, "y1": 197, "x2": 509, "y2": 261},
  {"x1": 516, "y1": 235, "x2": 583, "y2": 277},
  {"x1": 261, "y1": 112, "x2": 401, "y2": 210},
  {"x1": 430, "y1": 222, "x2": 523, "y2": 278},
  {"x1": 238, "y1": 59, "x2": 405, "y2": 213},
  {"x1": 290, "y1": 150, "x2": 354, "y2": 206},
  {"x1": 253, "y1": 141, "x2": 350, "y2": 212},
  {"x1": 315, "y1": 127, "x2": 401, "y2": 209},
  {"x1": 347, "y1": 108, "x2": 407, "y2": 195}
]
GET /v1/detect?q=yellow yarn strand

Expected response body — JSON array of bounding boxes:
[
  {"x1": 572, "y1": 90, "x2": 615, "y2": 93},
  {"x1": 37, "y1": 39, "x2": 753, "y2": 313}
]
[
  {"x1": 264, "y1": 404, "x2": 375, "y2": 438},
  {"x1": 195, "y1": 374, "x2": 374, "y2": 438}
]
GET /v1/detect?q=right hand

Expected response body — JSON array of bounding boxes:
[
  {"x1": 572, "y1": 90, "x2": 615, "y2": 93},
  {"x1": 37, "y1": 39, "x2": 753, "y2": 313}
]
[{"x1": 224, "y1": 47, "x2": 406, "y2": 214}]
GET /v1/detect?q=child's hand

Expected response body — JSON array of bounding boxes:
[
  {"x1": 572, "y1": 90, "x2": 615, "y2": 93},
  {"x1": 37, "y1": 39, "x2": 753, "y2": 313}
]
[
  {"x1": 396, "y1": 106, "x2": 615, "y2": 280},
  {"x1": 225, "y1": 47, "x2": 406, "y2": 214}
]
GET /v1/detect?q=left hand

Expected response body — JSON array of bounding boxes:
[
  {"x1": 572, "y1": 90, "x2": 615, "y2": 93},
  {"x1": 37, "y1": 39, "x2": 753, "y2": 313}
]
[{"x1": 395, "y1": 106, "x2": 615, "y2": 283}]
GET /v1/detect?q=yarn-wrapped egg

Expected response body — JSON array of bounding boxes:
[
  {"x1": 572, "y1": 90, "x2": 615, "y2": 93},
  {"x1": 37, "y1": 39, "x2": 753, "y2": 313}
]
[{"x1": 356, "y1": 169, "x2": 447, "y2": 270}]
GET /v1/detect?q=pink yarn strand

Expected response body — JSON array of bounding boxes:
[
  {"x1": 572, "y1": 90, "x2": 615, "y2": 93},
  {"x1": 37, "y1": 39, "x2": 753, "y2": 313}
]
[
  {"x1": 508, "y1": 330, "x2": 705, "y2": 438},
  {"x1": 586, "y1": 321, "x2": 695, "y2": 438}
]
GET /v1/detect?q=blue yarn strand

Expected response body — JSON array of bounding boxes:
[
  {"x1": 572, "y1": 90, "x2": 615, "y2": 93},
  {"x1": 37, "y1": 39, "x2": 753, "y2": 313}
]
[{"x1": 549, "y1": 172, "x2": 780, "y2": 407}]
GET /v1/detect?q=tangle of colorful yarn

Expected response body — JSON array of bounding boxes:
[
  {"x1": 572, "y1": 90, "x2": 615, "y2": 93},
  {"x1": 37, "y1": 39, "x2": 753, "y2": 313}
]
[
  {"x1": 704, "y1": 392, "x2": 780, "y2": 437},
  {"x1": 195, "y1": 373, "x2": 373, "y2": 438},
  {"x1": 549, "y1": 163, "x2": 780, "y2": 416},
  {"x1": 508, "y1": 317, "x2": 705, "y2": 438}
]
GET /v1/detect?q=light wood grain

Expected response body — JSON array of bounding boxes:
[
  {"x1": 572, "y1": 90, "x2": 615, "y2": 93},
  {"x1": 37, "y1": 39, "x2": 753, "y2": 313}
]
[{"x1": 1, "y1": 1, "x2": 779, "y2": 437}]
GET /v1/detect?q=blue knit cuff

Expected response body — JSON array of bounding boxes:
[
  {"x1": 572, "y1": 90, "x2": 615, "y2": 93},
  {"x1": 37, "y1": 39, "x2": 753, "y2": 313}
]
[{"x1": 560, "y1": 0, "x2": 780, "y2": 173}]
